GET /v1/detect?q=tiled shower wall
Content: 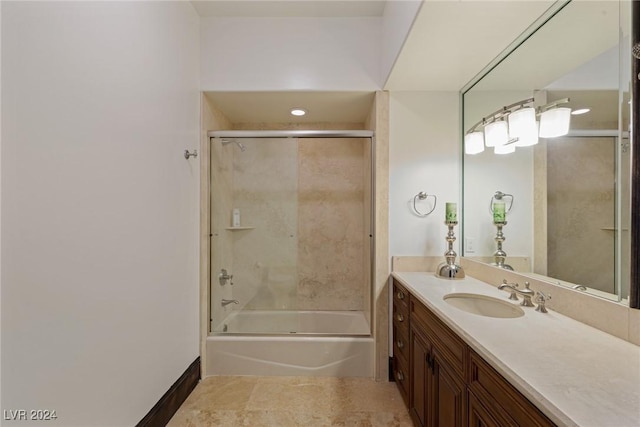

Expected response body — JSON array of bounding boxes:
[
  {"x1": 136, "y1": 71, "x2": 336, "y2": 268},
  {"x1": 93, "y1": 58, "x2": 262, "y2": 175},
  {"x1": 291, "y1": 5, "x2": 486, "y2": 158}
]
[
  {"x1": 547, "y1": 136, "x2": 615, "y2": 293},
  {"x1": 222, "y1": 134, "x2": 370, "y2": 312},
  {"x1": 298, "y1": 138, "x2": 367, "y2": 310}
]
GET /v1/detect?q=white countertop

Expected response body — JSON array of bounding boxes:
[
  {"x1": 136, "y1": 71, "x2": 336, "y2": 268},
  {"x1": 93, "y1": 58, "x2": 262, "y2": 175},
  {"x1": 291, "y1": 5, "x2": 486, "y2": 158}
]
[{"x1": 392, "y1": 272, "x2": 640, "y2": 427}]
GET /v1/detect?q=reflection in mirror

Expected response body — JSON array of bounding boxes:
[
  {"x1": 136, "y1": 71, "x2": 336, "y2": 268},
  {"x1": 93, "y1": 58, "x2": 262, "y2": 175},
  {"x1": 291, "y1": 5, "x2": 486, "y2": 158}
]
[{"x1": 461, "y1": 0, "x2": 632, "y2": 303}]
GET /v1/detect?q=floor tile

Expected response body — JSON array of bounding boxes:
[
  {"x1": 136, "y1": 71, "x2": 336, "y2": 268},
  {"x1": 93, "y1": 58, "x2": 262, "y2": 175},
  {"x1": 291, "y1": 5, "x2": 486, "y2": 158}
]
[{"x1": 168, "y1": 376, "x2": 413, "y2": 426}]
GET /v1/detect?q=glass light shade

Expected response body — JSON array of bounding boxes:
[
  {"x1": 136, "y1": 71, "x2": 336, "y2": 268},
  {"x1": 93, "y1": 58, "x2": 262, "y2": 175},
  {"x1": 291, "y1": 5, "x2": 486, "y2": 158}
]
[
  {"x1": 494, "y1": 143, "x2": 516, "y2": 155},
  {"x1": 484, "y1": 120, "x2": 509, "y2": 147},
  {"x1": 508, "y1": 107, "x2": 539, "y2": 147},
  {"x1": 539, "y1": 107, "x2": 571, "y2": 138},
  {"x1": 464, "y1": 132, "x2": 485, "y2": 155}
]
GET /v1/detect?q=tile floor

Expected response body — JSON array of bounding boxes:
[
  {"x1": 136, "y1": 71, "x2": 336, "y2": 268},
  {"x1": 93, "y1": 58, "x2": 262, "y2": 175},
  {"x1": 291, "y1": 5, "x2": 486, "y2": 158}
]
[{"x1": 168, "y1": 376, "x2": 413, "y2": 426}]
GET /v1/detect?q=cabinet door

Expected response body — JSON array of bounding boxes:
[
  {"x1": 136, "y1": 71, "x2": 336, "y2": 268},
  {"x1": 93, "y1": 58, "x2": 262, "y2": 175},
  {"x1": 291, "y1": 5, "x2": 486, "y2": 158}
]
[
  {"x1": 434, "y1": 354, "x2": 465, "y2": 427},
  {"x1": 410, "y1": 328, "x2": 429, "y2": 427},
  {"x1": 468, "y1": 391, "x2": 502, "y2": 427}
]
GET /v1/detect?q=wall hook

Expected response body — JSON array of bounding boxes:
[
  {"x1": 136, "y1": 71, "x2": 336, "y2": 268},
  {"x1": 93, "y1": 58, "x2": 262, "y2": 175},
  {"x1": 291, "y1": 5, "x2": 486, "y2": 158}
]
[
  {"x1": 412, "y1": 191, "x2": 437, "y2": 217},
  {"x1": 184, "y1": 149, "x2": 198, "y2": 159}
]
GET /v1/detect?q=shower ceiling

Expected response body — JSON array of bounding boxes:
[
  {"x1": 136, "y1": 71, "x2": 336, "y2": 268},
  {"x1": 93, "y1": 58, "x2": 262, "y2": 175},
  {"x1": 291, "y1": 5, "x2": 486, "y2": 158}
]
[{"x1": 204, "y1": 91, "x2": 376, "y2": 124}]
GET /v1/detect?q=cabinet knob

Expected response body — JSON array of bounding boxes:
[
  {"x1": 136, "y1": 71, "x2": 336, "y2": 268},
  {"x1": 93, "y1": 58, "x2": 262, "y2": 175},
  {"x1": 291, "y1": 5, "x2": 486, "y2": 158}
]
[
  {"x1": 396, "y1": 370, "x2": 404, "y2": 381},
  {"x1": 396, "y1": 291, "x2": 405, "y2": 300},
  {"x1": 396, "y1": 313, "x2": 404, "y2": 322},
  {"x1": 397, "y1": 340, "x2": 404, "y2": 349}
]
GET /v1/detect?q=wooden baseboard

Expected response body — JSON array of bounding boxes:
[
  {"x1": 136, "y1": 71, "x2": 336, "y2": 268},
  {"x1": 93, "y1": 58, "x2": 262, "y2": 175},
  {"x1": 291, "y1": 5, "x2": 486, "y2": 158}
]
[
  {"x1": 136, "y1": 357, "x2": 200, "y2": 427},
  {"x1": 389, "y1": 357, "x2": 395, "y2": 381}
]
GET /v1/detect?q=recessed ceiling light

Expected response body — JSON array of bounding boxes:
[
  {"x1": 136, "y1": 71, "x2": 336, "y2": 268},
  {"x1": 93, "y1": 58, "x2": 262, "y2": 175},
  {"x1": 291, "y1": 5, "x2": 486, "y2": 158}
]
[
  {"x1": 290, "y1": 108, "x2": 306, "y2": 117},
  {"x1": 571, "y1": 108, "x2": 590, "y2": 115}
]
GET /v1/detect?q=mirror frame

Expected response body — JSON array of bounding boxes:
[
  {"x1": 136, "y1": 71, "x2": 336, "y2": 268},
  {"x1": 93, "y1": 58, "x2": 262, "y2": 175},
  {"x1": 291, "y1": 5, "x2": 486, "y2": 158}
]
[
  {"x1": 460, "y1": 0, "x2": 639, "y2": 309},
  {"x1": 630, "y1": 0, "x2": 639, "y2": 309}
]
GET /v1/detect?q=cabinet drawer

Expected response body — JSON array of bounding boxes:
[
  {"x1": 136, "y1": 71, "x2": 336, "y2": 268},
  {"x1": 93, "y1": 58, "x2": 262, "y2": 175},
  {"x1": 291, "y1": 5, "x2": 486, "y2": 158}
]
[
  {"x1": 393, "y1": 298, "x2": 409, "y2": 331},
  {"x1": 410, "y1": 298, "x2": 466, "y2": 378},
  {"x1": 468, "y1": 351, "x2": 555, "y2": 427},
  {"x1": 393, "y1": 322, "x2": 410, "y2": 363},
  {"x1": 393, "y1": 352, "x2": 410, "y2": 406},
  {"x1": 393, "y1": 279, "x2": 409, "y2": 308}
]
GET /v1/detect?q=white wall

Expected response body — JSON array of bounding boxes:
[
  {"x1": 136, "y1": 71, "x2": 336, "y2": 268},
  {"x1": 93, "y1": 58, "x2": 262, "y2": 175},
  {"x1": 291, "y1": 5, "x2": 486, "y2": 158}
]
[
  {"x1": 389, "y1": 92, "x2": 461, "y2": 256},
  {"x1": 463, "y1": 90, "x2": 534, "y2": 259},
  {"x1": 1, "y1": 2, "x2": 200, "y2": 426},
  {"x1": 380, "y1": 0, "x2": 422, "y2": 86},
  {"x1": 200, "y1": 16, "x2": 381, "y2": 91}
]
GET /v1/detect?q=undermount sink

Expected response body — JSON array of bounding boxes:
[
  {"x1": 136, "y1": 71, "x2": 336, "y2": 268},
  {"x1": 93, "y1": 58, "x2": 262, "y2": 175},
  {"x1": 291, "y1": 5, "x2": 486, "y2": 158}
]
[{"x1": 443, "y1": 293, "x2": 525, "y2": 318}]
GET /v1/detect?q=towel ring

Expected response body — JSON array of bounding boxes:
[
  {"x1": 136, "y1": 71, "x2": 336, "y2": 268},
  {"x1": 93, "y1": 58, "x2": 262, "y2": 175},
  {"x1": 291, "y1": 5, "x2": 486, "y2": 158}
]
[
  {"x1": 412, "y1": 192, "x2": 437, "y2": 217},
  {"x1": 489, "y1": 191, "x2": 514, "y2": 214}
]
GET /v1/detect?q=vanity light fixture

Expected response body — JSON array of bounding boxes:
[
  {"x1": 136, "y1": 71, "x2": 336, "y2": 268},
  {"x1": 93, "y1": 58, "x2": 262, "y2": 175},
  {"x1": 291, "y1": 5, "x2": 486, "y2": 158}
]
[
  {"x1": 464, "y1": 97, "x2": 571, "y2": 155},
  {"x1": 571, "y1": 108, "x2": 590, "y2": 115},
  {"x1": 484, "y1": 120, "x2": 509, "y2": 147},
  {"x1": 508, "y1": 107, "x2": 539, "y2": 147},
  {"x1": 290, "y1": 108, "x2": 307, "y2": 116},
  {"x1": 539, "y1": 106, "x2": 571, "y2": 138},
  {"x1": 464, "y1": 131, "x2": 485, "y2": 154},
  {"x1": 494, "y1": 142, "x2": 516, "y2": 154}
]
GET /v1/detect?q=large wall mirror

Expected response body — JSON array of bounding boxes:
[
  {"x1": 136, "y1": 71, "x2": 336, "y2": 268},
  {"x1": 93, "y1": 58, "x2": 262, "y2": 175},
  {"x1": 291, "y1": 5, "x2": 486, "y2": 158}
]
[{"x1": 461, "y1": 0, "x2": 637, "y2": 306}]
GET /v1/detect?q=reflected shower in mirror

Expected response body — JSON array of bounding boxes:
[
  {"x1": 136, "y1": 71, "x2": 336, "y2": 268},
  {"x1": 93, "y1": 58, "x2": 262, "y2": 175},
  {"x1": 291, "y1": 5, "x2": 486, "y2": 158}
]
[{"x1": 461, "y1": 0, "x2": 633, "y2": 302}]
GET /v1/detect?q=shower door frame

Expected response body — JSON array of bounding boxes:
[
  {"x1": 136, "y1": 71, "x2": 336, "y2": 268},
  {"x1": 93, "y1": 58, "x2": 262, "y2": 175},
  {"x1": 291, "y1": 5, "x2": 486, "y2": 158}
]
[
  {"x1": 553, "y1": 129, "x2": 631, "y2": 299},
  {"x1": 206, "y1": 130, "x2": 376, "y2": 335}
]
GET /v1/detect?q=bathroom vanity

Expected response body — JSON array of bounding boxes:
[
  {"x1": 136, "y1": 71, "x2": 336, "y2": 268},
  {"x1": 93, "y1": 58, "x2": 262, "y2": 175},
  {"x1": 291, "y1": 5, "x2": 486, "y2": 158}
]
[{"x1": 391, "y1": 272, "x2": 640, "y2": 427}]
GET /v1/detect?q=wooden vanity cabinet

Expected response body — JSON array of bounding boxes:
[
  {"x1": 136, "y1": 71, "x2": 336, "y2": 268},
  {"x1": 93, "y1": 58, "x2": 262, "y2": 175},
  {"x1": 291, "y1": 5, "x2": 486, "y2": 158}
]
[
  {"x1": 467, "y1": 351, "x2": 554, "y2": 427},
  {"x1": 409, "y1": 293, "x2": 466, "y2": 427},
  {"x1": 392, "y1": 280, "x2": 410, "y2": 406},
  {"x1": 391, "y1": 279, "x2": 555, "y2": 427}
]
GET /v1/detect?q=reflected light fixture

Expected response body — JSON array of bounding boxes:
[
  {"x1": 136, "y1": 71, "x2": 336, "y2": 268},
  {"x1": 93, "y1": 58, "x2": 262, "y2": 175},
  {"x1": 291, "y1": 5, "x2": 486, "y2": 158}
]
[
  {"x1": 494, "y1": 142, "x2": 516, "y2": 155},
  {"x1": 465, "y1": 131, "x2": 485, "y2": 154},
  {"x1": 464, "y1": 97, "x2": 571, "y2": 155},
  {"x1": 539, "y1": 107, "x2": 571, "y2": 138},
  {"x1": 484, "y1": 120, "x2": 509, "y2": 147},
  {"x1": 508, "y1": 107, "x2": 538, "y2": 147},
  {"x1": 571, "y1": 108, "x2": 590, "y2": 115},
  {"x1": 290, "y1": 108, "x2": 306, "y2": 116}
]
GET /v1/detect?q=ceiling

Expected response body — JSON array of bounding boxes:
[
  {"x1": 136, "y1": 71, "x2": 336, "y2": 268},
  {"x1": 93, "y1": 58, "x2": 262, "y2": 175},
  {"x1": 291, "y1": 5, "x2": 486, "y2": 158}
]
[
  {"x1": 384, "y1": 0, "x2": 556, "y2": 90},
  {"x1": 205, "y1": 91, "x2": 376, "y2": 123},
  {"x1": 191, "y1": 0, "x2": 386, "y2": 17},
  {"x1": 193, "y1": 0, "x2": 561, "y2": 122}
]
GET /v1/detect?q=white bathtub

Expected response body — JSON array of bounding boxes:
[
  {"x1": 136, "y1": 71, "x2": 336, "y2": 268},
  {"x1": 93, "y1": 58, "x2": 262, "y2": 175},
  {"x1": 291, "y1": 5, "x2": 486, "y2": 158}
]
[
  {"x1": 206, "y1": 310, "x2": 374, "y2": 377},
  {"x1": 212, "y1": 310, "x2": 370, "y2": 335}
]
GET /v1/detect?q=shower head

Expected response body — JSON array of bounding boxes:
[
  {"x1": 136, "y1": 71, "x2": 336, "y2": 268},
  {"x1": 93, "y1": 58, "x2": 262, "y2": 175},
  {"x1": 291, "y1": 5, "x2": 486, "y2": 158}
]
[{"x1": 221, "y1": 138, "x2": 246, "y2": 152}]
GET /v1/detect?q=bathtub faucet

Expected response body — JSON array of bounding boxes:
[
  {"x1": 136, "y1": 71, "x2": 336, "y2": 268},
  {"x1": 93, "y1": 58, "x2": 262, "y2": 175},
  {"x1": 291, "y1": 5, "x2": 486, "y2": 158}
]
[{"x1": 221, "y1": 299, "x2": 239, "y2": 307}]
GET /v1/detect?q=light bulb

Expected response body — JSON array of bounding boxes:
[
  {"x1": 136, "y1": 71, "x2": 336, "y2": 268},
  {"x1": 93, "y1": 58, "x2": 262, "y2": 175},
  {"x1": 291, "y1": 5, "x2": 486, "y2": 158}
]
[
  {"x1": 465, "y1": 132, "x2": 485, "y2": 155},
  {"x1": 494, "y1": 143, "x2": 515, "y2": 155},
  {"x1": 539, "y1": 107, "x2": 571, "y2": 138},
  {"x1": 484, "y1": 120, "x2": 509, "y2": 147},
  {"x1": 508, "y1": 107, "x2": 539, "y2": 147}
]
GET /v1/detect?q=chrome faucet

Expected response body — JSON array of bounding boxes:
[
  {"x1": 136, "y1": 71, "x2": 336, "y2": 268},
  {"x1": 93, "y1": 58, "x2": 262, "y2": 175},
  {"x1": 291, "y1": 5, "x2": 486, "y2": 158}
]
[
  {"x1": 221, "y1": 299, "x2": 239, "y2": 307},
  {"x1": 498, "y1": 279, "x2": 535, "y2": 307}
]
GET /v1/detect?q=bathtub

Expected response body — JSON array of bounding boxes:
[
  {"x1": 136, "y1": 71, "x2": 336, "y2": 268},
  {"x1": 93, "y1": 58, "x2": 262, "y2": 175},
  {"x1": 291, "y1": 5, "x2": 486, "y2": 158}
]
[{"x1": 206, "y1": 310, "x2": 374, "y2": 377}]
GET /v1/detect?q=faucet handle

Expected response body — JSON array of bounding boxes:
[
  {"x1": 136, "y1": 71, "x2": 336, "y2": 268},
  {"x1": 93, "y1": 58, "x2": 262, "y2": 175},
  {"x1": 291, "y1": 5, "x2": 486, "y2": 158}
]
[
  {"x1": 501, "y1": 279, "x2": 519, "y2": 300},
  {"x1": 535, "y1": 291, "x2": 551, "y2": 313},
  {"x1": 219, "y1": 269, "x2": 234, "y2": 286}
]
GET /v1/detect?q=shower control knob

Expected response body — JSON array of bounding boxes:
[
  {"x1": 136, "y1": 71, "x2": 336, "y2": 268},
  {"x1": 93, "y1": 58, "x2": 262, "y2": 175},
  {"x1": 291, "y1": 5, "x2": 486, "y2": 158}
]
[{"x1": 219, "y1": 269, "x2": 233, "y2": 286}]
